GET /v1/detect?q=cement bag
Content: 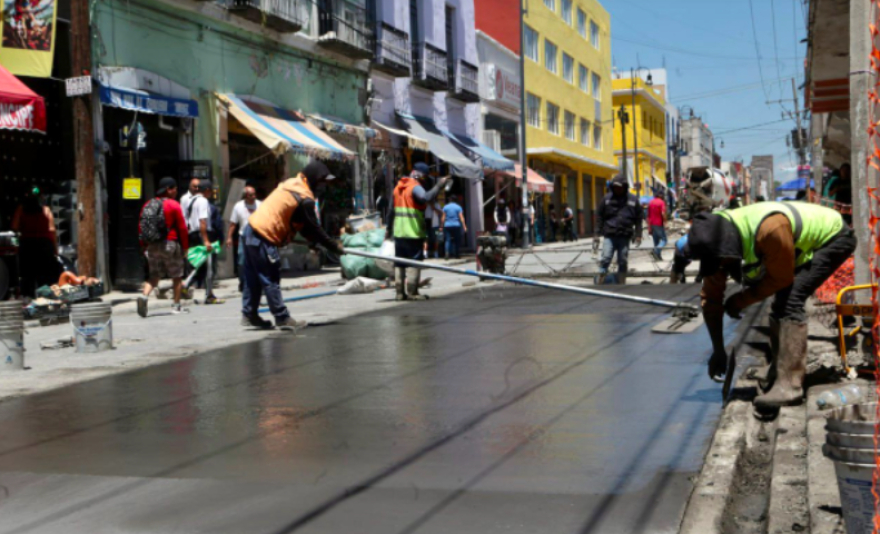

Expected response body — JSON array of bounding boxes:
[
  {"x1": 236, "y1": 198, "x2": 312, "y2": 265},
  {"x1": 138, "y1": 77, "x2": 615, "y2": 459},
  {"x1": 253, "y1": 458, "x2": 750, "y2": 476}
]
[
  {"x1": 337, "y1": 277, "x2": 384, "y2": 295},
  {"x1": 375, "y1": 240, "x2": 395, "y2": 277},
  {"x1": 340, "y1": 229, "x2": 388, "y2": 281}
]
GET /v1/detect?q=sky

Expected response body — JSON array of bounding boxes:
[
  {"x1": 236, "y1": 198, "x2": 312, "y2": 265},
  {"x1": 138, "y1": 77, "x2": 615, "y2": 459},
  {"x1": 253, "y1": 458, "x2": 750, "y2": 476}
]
[{"x1": 604, "y1": 0, "x2": 808, "y2": 184}]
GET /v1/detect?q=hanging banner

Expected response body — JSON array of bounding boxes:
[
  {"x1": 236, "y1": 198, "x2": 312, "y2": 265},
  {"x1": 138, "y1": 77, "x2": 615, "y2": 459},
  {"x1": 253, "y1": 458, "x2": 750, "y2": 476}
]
[{"x1": 0, "y1": 0, "x2": 58, "y2": 78}]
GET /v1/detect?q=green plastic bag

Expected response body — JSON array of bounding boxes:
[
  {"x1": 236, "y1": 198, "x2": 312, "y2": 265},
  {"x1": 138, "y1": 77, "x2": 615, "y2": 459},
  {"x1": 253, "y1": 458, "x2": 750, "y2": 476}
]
[
  {"x1": 187, "y1": 241, "x2": 221, "y2": 269},
  {"x1": 340, "y1": 229, "x2": 389, "y2": 280}
]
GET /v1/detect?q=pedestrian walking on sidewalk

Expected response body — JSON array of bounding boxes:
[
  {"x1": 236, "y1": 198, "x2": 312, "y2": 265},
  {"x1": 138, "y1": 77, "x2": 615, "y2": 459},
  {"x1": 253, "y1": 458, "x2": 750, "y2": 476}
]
[
  {"x1": 424, "y1": 200, "x2": 442, "y2": 259},
  {"x1": 11, "y1": 187, "x2": 58, "y2": 296},
  {"x1": 184, "y1": 180, "x2": 222, "y2": 305},
  {"x1": 562, "y1": 203, "x2": 577, "y2": 242},
  {"x1": 386, "y1": 162, "x2": 450, "y2": 301},
  {"x1": 680, "y1": 202, "x2": 856, "y2": 408},
  {"x1": 647, "y1": 189, "x2": 668, "y2": 261},
  {"x1": 179, "y1": 177, "x2": 199, "y2": 221},
  {"x1": 243, "y1": 160, "x2": 344, "y2": 330},
  {"x1": 227, "y1": 185, "x2": 260, "y2": 292},
  {"x1": 442, "y1": 195, "x2": 466, "y2": 260},
  {"x1": 596, "y1": 174, "x2": 643, "y2": 284},
  {"x1": 137, "y1": 177, "x2": 189, "y2": 317}
]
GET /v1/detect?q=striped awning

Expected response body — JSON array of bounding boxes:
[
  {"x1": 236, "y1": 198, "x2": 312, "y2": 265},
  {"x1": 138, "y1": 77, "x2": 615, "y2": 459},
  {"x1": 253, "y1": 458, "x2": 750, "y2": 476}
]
[
  {"x1": 306, "y1": 113, "x2": 377, "y2": 140},
  {"x1": 218, "y1": 94, "x2": 354, "y2": 160}
]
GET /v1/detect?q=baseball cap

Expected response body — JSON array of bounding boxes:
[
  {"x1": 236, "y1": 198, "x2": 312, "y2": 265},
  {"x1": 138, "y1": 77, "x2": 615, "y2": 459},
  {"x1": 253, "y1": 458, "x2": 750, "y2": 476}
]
[{"x1": 157, "y1": 177, "x2": 178, "y2": 195}]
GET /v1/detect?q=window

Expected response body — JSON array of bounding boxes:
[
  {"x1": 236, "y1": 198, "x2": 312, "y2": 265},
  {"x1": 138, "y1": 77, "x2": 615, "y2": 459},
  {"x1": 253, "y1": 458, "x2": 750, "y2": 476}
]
[
  {"x1": 590, "y1": 20, "x2": 600, "y2": 49},
  {"x1": 642, "y1": 110, "x2": 647, "y2": 128},
  {"x1": 527, "y1": 93, "x2": 541, "y2": 128},
  {"x1": 564, "y1": 111, "x2": 575, "y2": 140},
  {"x1": 593, "y1": 124, "x2": 602, "y2": 149},
  {"x1": 580, "y1": 118, "x2": 590, "y2": 146},
  {"x1": 543, "y1": 0, "x2": 555, "y2": 11},
  {"x1": 547, "y1": 102, "x2": 559, "y2": 134},
  {"x1": 577, "y1": 9, "x2": 586, "y2": 38},
  {"x1": 561, "y1": 0, "x2": 572, "y2": 25},
  {"x1": 524, "y1": 25, "x2": 539, "y2": 62},
  {"x1": 592, "y1": 72, "x2": 601, "y2": 99},
  {"x1": 562, "y1": 53, "x2": 574, "y2": 83},
  {"x1": 578, "y1": 65, "x2": 588, "y2": 92},
  {"x1": 544, "y1": 40, "x2": 558, "y2": 74}
]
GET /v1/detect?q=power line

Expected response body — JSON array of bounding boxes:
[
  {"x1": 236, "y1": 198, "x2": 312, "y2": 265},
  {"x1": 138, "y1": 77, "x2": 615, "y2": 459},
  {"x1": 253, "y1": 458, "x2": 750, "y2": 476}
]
[
  {"x1": 673, "y1": 76, "x2": 793, "y2": 102},
  {"x1": 747, "y1": 0, "x2": 771, "y2": 102},
  {"x1": 771, "y1": 0, "x2": 785, "y2": 99},
  {"x1": 611, "y1": 35, "x2": 796, "y2": 62}
]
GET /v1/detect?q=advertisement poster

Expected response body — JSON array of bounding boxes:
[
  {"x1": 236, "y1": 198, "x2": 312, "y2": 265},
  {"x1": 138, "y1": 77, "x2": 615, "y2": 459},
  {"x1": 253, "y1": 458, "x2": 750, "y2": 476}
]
[{"x1": 0, "y1": 0, "x2": 57, "y2": 78}]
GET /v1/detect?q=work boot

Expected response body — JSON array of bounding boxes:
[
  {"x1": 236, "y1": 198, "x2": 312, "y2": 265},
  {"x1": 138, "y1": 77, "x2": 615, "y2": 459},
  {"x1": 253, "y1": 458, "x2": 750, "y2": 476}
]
[
  {"x1": 241, "y1": 314, "x2": 273, "y2": 329},
  {"x1": 754, "y1": 319, "x2": 808, "y2": 408},
  {"x1": 395, "y1": 267, "x2": 407, "y2": 301},
  {"x1": 617, "y1": 271, "x2": 628, "y2": 285},
  {"x1": 276, "y1": 317, "x2": 309, "y2": 331},
  {"x1": 137, "y1": 296, "x2": 148, "y2": 318},
  {"x1": 596, "y1": 273, "x2": 607, "y2": 285},
  {"x1": 747, "y1": 316, "x2": 779, "y2": 388},
  {"x1": 406, "y1": 267, "x2": 428, "y2": 300}
]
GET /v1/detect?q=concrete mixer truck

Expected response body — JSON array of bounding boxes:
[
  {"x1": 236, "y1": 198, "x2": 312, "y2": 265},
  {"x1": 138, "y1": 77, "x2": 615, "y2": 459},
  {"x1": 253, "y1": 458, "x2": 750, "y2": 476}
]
[{"x1": 681, "y1": 166, "x2": 737, "y2": 218}]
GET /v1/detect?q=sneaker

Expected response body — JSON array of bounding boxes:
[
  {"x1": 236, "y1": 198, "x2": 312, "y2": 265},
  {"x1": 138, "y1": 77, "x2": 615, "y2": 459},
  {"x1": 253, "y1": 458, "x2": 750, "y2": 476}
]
[
  {"x1": 241, "y1": 315, "x2": 273, "y2": 329},
  {"x1": 276, "y1": 317, "x2": 308, "y2": 331},
  {"x1": 137, "y1": 296, "x2": 148, "y2": 318},
  {"x1": 171, "y1": 304, "x2": 190, "y2": 315},
  {"x1": 204, "y1": 296, "x2": 226, "y2": 305}
]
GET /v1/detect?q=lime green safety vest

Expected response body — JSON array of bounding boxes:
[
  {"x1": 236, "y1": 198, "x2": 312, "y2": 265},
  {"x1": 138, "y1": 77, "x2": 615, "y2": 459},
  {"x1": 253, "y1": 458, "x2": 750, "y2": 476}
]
[{"x1": 719, "y1": 202, "x2": 844, "y2": 284}]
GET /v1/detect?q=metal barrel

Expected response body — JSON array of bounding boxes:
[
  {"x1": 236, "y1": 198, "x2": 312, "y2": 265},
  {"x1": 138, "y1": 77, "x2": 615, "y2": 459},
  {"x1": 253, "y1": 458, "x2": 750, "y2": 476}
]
[{"x1": 342, "y1": 248, "x2": 699, "y2": 312}]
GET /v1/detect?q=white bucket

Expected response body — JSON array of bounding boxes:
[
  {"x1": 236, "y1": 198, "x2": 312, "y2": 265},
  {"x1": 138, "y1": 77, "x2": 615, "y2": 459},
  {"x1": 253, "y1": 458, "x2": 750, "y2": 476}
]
[
  {"x1": 826, "y1": 404, "x2": 878, "y2": 435},
  {"x1": 70, "y1": 303, "x2": 113, "y2": 353},
  {"x1": 0, "y1": 322, "x2": 24, "y2": 371},
  {"x1": 827, "y1": 432, "x2": 876, "y2": 449},
  {"x1": 0, "y1": 300, "x2": 23, "y2": 322},
  {"x1": 825, "y1": 405, "x2": 880, "y2": 534},
  {"x1": 830, "y1": 459, "x2": 876, "y2": 534}
]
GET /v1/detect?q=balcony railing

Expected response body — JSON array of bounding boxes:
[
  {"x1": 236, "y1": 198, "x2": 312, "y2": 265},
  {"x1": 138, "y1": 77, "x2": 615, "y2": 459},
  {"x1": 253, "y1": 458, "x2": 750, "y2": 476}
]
[
  {"x1": 372, "y1": 22, "x2": 411, "y2": 76},
  {"x1": 221, "y1": 0, "x2": 306, "y2": 33},
  {"x1": 412, "y1": 42, "x2": 448, "y2": 91},
  {"x1": 448, "y1": 59, "x2": 479, "y2": 102},
  {"x1": 317, "y1": 0, "x2": 373, "y2": 59}
]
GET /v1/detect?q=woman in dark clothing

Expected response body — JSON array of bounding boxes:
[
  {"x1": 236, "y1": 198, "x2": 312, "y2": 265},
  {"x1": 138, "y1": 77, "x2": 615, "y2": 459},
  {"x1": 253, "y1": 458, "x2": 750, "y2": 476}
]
[{"x1": 11, "y1": 187, "x2": 59, "y2": 296}]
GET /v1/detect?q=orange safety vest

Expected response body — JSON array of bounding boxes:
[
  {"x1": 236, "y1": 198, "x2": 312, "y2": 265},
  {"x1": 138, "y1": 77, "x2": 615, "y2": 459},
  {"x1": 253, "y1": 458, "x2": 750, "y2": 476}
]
[
  {"x1": 248, "y1": 174, "x2": 315, "y2": 246},
  {"x1": 392, "y1": 177, "x2": 427, "y2": 239}
]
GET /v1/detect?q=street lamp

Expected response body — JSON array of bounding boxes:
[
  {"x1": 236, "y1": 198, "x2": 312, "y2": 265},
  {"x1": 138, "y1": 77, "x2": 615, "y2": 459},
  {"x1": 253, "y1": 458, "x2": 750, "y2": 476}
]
[{"x1": 631, "y1": 67, "x2": 653, "y2": 196}]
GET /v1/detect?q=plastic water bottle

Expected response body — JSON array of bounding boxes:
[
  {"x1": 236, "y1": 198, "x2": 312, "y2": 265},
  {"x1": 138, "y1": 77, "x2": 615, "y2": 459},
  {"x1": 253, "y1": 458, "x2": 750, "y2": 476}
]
[{"x1": 815, "y1": 384, "x2": 865, "y2": 410}]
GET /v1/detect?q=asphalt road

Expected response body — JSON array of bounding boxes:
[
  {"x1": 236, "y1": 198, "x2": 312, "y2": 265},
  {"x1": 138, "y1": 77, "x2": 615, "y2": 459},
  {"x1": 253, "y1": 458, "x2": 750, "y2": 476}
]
[{"x1": 0, "y1": 283, "x2": 740, "y2": 534}]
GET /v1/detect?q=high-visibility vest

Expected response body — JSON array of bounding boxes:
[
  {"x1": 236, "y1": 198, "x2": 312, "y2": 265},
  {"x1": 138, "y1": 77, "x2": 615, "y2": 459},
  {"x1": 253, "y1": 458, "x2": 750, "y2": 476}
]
[
  {"x1": 393, "y1": 177, "x2": 427, "y2": 239},
  {"x1": 719, "y1": 201, "x2": 844, "y2": 284},
  {"x1": 248, "y1": 174, "x2": 315, "y2": 246}
]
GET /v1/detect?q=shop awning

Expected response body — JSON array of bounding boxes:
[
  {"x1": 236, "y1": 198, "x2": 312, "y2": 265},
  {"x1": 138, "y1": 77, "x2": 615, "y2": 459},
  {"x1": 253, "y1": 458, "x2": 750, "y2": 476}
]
[
  {"x1": 446, "y1": 132, "x2": 515, "y2": 172},
  {"x1": 98, "y1": 82, "x2": 199, "y2": 118},
  {"x1": 492, "y1": 164, "x2": 554, "y2": 193},
  {"x1": 218, "y1": 94, "x2": 354, "y2": 160},
  {"x1": 307, "y1": 113, "x2": 377, "y2": 140},
  {"x1": 396, "y1": 114, "x2": 482, "y2": 180},
  {"x1": 0, "y1": 63, "x2": 46, "y2": 133},
  {"x1": 372, "y1": 119, "x2": 429, "y2": 151}
]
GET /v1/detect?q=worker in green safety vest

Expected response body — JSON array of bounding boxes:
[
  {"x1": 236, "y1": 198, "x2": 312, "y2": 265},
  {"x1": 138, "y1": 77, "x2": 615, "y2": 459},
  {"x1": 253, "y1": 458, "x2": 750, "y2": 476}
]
[
  {"x1": 385, "y1": 162, "x2": 450, "y2": 301},
  {"x1": 679, "y1": 201, "x2": 856, "y2": 408}
]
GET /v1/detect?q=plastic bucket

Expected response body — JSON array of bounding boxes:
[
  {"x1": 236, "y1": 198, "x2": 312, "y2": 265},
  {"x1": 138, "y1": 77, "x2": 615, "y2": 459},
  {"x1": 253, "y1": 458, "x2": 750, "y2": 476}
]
[
  {"x1": 829, "y1": 458, "x2": 876, "y2": 534},
  {"x1": 827, "y1": 432, "x2": 876, "y2": 449},
  {"x1": 826, "y1": 403, "x2": 878, "y2": 435},
  {"x1": 0, "y1": 300, "x2": 23, "y2": 322},
  {"x1": 70, "y1": 303, "x2": 113, "y2": 353},
  {"x1": 0, "y1": 322, "x2": 24, "y2": 371}
]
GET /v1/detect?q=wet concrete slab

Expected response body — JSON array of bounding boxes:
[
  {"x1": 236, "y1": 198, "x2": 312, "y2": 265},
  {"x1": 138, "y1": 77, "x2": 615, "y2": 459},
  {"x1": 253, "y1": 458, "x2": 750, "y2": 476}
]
[{"x1": 0, "y1": 284, "x2": 741, "y2": 534}]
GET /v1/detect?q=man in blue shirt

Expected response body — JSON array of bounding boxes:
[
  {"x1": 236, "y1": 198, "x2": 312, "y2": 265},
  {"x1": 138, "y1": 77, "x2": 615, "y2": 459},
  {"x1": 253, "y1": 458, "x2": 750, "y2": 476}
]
[{"x1": 441, "y1": 195, "x2": 467, "y2": 259}]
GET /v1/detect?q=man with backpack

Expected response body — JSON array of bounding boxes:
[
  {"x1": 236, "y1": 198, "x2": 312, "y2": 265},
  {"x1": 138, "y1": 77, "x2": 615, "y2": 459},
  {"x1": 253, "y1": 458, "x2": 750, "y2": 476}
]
[{"x1": 138, "y1": 177, "x2": 189, "y2": 317}]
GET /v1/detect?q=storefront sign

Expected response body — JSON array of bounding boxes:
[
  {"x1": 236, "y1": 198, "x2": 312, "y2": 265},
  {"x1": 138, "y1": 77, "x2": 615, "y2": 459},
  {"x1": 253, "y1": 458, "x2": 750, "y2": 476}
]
[
  {"x1": 122, "y1": 178, "x2": 142, "y2": 200},
  {"x1": 0, "y1": 0, "x2": 59, "y2": 78},
  {"x1": 65, "y1": 76, "x2": 92, "y2": 97},
  {"x1": 99, "y1": 84, "x2": 199, "y2": 118},
  {"x1": 0, "y1": 100, "x2": 41, "y2": 131},
  {"x1": 484, "y1": 64, "x2": 521, "y2": 110}
]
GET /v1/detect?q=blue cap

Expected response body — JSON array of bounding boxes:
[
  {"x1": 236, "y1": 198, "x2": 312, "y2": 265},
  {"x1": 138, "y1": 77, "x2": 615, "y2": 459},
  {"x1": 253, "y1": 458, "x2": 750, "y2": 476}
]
[{"x1": 413, "y1": 162, "x2": 430, "y2": 174}]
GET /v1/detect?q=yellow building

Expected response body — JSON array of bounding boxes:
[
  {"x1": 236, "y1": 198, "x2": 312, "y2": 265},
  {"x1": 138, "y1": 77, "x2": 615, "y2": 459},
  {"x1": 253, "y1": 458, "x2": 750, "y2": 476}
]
[
  {"x1": 612, "y1": 76, "x2": 668, "y2": 197},
  {"x1": 523, "y1": 0, "x2": 618, "y2": 236}
]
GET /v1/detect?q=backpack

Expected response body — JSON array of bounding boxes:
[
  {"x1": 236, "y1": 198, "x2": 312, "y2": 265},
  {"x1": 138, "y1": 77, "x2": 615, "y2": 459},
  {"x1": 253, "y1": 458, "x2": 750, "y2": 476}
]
[{"x1": 139, "y1": 198, "x2": 167, "y2": 243}]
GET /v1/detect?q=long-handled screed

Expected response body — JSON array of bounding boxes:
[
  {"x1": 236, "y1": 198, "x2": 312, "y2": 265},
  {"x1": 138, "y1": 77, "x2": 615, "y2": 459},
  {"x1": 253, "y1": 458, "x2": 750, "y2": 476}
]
[{"x1": 342, "y1": 248, "x2": 702, "y2": 333}]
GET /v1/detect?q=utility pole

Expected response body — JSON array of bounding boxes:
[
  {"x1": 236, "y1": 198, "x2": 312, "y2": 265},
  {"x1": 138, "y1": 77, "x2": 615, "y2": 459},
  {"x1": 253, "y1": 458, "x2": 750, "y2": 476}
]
[
  {"x1": 518, "y1": 0, "x2": 530, "y2": 248},
  {"x1": 630, "y1": 69, "x2": 640, "y2": 195},
  {"x1": 618, "y1": 106, "x2": 629, "y2": 177},
  {"x1": 71, "y1": 0, "x2": 97, "y2": 276},
  {"x1": 791, "y1": 77, "x2": 807, "y2": 166}
]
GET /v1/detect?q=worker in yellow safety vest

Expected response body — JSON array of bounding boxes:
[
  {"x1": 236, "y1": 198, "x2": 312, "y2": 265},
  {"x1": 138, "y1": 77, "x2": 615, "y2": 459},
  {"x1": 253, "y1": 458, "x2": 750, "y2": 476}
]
[{"x1": 385, "y1": 162, "x2": 450, "y2": 300}]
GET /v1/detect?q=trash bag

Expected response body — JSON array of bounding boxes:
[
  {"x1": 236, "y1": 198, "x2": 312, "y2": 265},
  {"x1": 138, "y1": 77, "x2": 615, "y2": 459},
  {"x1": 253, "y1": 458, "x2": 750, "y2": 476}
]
[
  {"x1": 187, "y1": 241, "x2": 222, "y2": 270},
  {"x1": 340, "y1": 229, "x2": 388, "y2": 280},
  {"x1": 337, "y1": 277, "x2": 384, "y2": 295}
]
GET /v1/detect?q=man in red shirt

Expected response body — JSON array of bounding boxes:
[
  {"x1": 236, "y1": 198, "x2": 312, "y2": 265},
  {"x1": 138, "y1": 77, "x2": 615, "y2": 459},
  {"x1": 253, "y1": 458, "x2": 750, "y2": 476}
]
[
  {"x1": 137, "y1": 177, "x2": 189, "y2": 317},
  {"x1": 647, "y1": 189, "x2": 668, "y2": 261}
]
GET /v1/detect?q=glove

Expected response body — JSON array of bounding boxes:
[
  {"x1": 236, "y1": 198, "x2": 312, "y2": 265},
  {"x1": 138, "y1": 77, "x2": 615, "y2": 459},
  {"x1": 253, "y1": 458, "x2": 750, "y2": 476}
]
[
  {"x1": 723, "y1": 295, "x2": 744, "y2": 319},
  {"x1": 331, "y1": 242, "x2": 345, "y2": 256},
  {"x1": 707, "y1": 350, "x2": 727, "y2": 382}
]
